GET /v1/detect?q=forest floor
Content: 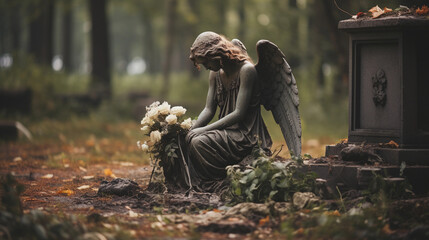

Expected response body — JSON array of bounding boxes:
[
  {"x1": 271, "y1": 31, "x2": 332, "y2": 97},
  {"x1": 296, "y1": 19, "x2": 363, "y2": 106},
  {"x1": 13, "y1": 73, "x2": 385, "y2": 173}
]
[{"x1": 1, "y1": 119, "x2": 429, "y2": 239}]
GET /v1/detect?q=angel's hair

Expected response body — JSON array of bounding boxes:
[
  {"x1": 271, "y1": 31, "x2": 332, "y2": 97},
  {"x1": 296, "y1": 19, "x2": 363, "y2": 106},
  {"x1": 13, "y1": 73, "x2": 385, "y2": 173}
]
[{"x1": 189, "y1": 31, "x2": 251, "y2": 69}]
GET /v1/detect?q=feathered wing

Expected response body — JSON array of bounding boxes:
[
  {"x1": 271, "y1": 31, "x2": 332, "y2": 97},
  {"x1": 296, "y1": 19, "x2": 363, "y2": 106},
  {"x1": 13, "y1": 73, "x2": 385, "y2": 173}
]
[{"x1": 254, "y1": 40, "x2": 302, "y2": 156}]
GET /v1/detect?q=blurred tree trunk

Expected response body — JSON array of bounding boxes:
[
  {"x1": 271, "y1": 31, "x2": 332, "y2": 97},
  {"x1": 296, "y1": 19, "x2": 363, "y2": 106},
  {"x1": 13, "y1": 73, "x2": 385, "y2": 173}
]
[
  {"x1": 188, "y1": 0, "x2": 200, "y2": 78},
  {"x1": 141, "y1": 14, "x2": 157, "y2": 73},
  {"x1": 237, "y1": 0, "x2": 246, "y2": 41},
  {"x1": 28, "y1": 0, "x2": 54, "y2": 67},
  {"x1": 321, "y1": 0, "x2": 348, "y2": 97},
  {"x1": 161, "y1": 0, "x2": 177, "y2": 98},
  {"x1": 10, "y1": 3, "x2": 22, "y2": 53},
  {"x1": 89, "y1": 0, "x2": 111, "y2": 99},
  {"x1": 62, "y1": 0, "x2": 73, "y2": 72},
  {"x1": 0, "y1": 5, "x2": 6, "y2": 54}
]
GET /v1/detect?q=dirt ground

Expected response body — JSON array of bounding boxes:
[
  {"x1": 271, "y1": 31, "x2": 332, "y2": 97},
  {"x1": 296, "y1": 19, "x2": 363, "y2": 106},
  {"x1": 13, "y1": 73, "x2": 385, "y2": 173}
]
[
  {"x1": 2, "y1": 134, "x2": 429, "y2": 239},
  {"x1": 1, "y1": 140, "x2": 275, "y2": 239}
]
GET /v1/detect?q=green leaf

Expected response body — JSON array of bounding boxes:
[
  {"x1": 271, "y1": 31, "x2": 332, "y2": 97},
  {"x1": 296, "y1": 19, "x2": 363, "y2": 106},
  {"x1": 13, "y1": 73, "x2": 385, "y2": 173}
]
[
  {"x1": 269, "y1": 190, "x2": 278, "y2": 199},
  {"x1": 235, "y1": 187, "x2": 242, "y2": 196},
  {"x1": 239, "y1": 176, "x2": 248, "y2": 184},
  {"x1": 277, "y1": 179, "x2": 289, "y2": 188}
]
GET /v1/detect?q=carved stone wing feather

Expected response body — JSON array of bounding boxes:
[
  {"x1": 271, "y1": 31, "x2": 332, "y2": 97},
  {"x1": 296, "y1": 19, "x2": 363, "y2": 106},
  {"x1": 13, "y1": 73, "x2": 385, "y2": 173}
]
[{"x1": 255, "y1": 40, "x2": 302, "y2": 156}]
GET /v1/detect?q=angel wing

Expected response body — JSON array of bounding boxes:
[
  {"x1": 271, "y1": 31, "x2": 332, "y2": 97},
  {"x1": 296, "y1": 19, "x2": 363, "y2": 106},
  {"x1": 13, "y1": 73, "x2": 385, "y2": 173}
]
[{"x1": 254, "y1": 40, "x2": 302, "y2": 156}]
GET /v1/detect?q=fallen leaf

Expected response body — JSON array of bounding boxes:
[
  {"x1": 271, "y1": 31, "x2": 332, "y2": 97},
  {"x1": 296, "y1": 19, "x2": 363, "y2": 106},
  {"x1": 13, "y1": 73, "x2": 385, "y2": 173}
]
[
  {"x1": 369, "y1": 5, "x2": 382, "y2": 13},
  {"x1": 120, "y1": 162, "x2": 134, "y2": 167},
  {"x1": 416, "y1": 5, "x2": 429, "y2": 15},
  {"x1": 41, "y1": 174, "x2": 53, "y2": 179},
  {"x1": 212, "y1": 208, "x2": 222, "y2": 213},
  {"x1": 386, "y1": 140, "x2": 399, "y2": 148},
  {"x1": 79, "y1": 166, "x2": 87, "y2": 172},
  {"x1": 258, "y1": 215, "x2": 270, "y2": 226},
  {"x1": 384, "y1": 7, "x2": 392, "y2": 13},
  {"x1": 395, "y1": 5, "x2": 410, "y2": 12},
  {"x1": 369, "y1": 5, "x2": 384, "y2": 18},
  {"x1": 64, "y1": 164, "x2": 70, "y2": 168},
  {"x1": 382, "y1": 224, "x2": 394, "y2": 234},
  {"x1": 77, "y1": 185, "x2": 90, "y2": 190},
  {"x1": 83, "y1": 175, "x2": 95, "y2": 180},
  {"x1": 293, "y1": 227, "x2": 305, "y2": 236},
  {"x1": 13, "y1": 157, "x2": 22, "y2": 162},
  {"x1": 104, "y1": 168, "x2": 117, "y2": 178},
  {"x1": 324, "y1": 210, "x2": 341, "y2": 216},
  {"x1": 129, "y1": 210, "x2": 139, "y2": 217},
  {"x1": 57, "y1": 189, "x2": 74, "y2": 196}
]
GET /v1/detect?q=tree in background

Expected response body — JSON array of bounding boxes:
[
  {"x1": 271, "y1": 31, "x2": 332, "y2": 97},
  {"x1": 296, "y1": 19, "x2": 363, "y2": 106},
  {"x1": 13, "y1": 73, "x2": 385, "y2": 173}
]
[
  {"x1": 89, "y1": 0, "x2": 111, "y2": 99},
  {"x1": 28, "y1": 0, "x2": 55, "y2": 67},
  {"x1": 161, "y1": 0, "x2": 178, "y2": 98},
  {"x1": 61, "y1": 0, "x2": 73, "y2": 72}
]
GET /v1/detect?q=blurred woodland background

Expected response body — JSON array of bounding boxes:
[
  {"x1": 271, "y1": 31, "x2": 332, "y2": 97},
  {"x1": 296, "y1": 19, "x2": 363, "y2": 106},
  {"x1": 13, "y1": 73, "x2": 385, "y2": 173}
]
[{"x1": 0, "y1": 0, "x2": 426, "y2": 156}]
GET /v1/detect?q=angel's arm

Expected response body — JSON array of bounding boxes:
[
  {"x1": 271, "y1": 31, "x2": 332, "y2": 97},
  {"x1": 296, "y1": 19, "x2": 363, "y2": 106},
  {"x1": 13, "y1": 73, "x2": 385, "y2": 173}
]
[
  {"x1": 191, "y1": 71, "x2": 217, "y2": 129},
  {"x1": 193, "y1": 63, "x2": 256, "y2": 133}
]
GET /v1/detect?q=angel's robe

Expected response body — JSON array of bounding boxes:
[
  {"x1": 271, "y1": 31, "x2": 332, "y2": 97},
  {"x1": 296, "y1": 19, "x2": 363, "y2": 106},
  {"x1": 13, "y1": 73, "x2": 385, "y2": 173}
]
[{"x1": 165, "y1": 71, "x2": 272, "y2": 192}]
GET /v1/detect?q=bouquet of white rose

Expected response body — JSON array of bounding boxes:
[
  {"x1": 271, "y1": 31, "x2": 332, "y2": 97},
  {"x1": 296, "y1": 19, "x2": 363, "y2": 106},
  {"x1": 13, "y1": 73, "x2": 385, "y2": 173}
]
[{"x1": 137, "y1": 101, "x2": 193, "y2": 186}]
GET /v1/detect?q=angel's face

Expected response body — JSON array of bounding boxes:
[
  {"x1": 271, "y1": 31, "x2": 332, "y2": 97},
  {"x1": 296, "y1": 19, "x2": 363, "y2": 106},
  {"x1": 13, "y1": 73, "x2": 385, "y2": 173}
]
[{"x1": 195, "y1": 56, "x2": 221, "y2": 71}]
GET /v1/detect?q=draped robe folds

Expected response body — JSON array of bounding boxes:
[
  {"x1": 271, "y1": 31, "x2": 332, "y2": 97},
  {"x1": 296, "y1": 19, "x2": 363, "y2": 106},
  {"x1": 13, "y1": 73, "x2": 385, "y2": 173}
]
[{"x1": 162, "y1": 71, "x2": 272, "y2": 192}]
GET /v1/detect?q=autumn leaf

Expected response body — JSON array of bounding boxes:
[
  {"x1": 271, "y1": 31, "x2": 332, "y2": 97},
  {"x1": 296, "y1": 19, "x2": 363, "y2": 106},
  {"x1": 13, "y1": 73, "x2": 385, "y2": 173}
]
[
  {"x1": 324, "y1": 210, "x2": 341, "y2": 216},
  {"x1": 41, "y1": 174, "x2": 53, "y2": 179},
  {"x1": 369, "y1": 5, "x2": 387, "y2": 18},
  {"x1": 293, "y1": 227, "x2": 305, "y2": 236},
  {"x1": 258, "y1": 215, "x2": 270, "y2": 226},
  {"x1": 384, "y1": 7, "x2": 392, "y2": 13},
  {"x1": 83, "y1": 175, "x2": 95, "y2": 180},
  {"x1": 386, "y1": 140, "x2": 399, "y2": 148},
  {"x1": 57, "y1": 189, "x2": 74, "y2": 196},
  {"x1": 369, "y1": 5, "x2": 382, "y2": 13},
  {"x1": 382, "y1": 224, "x2": 394, "y2": 234},
  {"x1": 416, "y1": 5, "x2": 429, "y2": 15},
  {"x1": 104, "y1": 168, "x2": 117, "y2": 178},
  {"x1": 77, "y1": 185, "x2": 90, "y2": 190}
]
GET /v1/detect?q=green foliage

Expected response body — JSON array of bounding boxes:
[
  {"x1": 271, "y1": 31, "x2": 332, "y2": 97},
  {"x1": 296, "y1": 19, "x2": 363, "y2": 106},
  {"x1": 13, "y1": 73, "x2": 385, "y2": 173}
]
[
  {"x1": 226, "y1": 148, "x2": 317, "y2": 203},
  {"x1": 0, "y1": 174, "x2": 25, "y2": 216},
  {"x1": 365, "y1": 173, "x2": 414, "y2": 202},
  {"x1": 279, "y1": 207, "x2": 391, "y2": 240}
]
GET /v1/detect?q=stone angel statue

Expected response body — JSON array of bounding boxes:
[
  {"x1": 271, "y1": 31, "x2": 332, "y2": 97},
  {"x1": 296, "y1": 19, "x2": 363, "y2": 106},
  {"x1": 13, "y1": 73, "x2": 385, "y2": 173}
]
[{"x1": 163, "y1": 31, "x2": 301, "y2": 192}]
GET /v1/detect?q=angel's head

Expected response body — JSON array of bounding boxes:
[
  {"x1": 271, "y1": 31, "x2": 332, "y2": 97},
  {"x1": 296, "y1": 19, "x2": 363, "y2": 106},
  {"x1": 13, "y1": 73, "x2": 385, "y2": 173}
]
[{"x1": 189, "y1": 31, "x2": 250, "y2": 71}]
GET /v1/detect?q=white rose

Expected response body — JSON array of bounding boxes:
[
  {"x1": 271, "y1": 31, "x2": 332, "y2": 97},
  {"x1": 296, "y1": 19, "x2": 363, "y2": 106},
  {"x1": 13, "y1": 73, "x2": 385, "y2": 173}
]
[
  {"x1": 150, "y1": 130, "x2": 162, "y2": 143},
  {"x1": 140, "y1": 125, "x2": 151, "y2": 134},
  {"x1": 147, "y1": 101, "x2": 160, "y2": 110},
  {"x1": 180, "y1": 118, "x2": 192, "y2": 130},
  {"x1": 141, "y1": 116, "x2": 155, "y2": 126},
  {"x1": 141, "y1": 142, "x2": 149, "y2": 152},
  {"x1": 157, "y1": 101, "x2": 171, "y2": 115},
  {"x1": 165, "y1": 114, "x2": 178, "y2": 125},
  {"x1": 170, "y1": 106, "x2": 187, "y2": 117},
  {"x1": 146, "y1": 108, "x2": 159, "y2": 120}
]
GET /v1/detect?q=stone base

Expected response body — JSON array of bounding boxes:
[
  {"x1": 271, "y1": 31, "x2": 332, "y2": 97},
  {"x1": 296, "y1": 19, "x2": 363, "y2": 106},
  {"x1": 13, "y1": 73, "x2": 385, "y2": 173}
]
[
  {"x1": 325, "y1": 144, "x2": 429, "y2": 166},
  {"x1": 304, "y1": 162, "x2": 429, "y2": 194},
  {"x1": 318, "y1": 144, "x2": 429, "y2": 194}
]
